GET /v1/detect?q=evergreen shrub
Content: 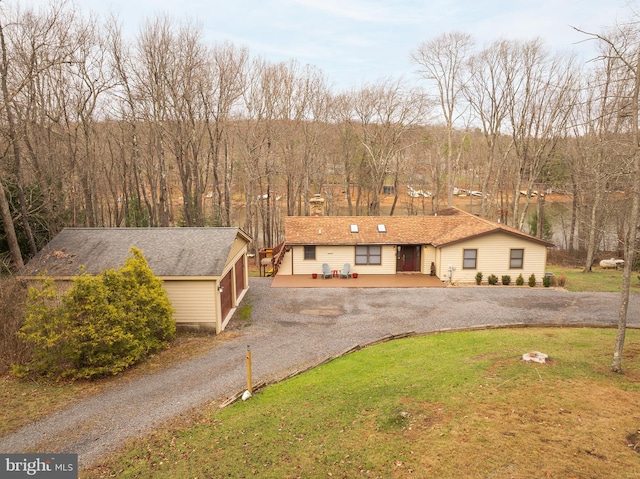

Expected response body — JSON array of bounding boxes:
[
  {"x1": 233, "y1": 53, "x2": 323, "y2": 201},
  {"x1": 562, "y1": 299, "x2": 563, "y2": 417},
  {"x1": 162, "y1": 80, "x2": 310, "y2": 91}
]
[{"x1": 14, "y1": 248, "x2": 175, "y2": 380}]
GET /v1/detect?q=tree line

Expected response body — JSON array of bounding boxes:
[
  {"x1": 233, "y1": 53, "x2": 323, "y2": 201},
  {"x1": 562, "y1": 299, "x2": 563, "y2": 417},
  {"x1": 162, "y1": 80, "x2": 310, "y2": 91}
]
[{"x1": 0, "y1": 0, "x2": 638, "y2": 281}]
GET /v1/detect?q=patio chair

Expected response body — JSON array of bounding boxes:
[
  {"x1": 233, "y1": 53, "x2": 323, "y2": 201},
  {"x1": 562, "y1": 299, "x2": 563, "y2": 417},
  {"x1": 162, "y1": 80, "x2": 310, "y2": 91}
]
[
  {"x1": 340, "y1": 263, "x2": 352, "y2": 279},
  {"x1": 321, "y1": 263, "x2": 332, "y2": 279}
]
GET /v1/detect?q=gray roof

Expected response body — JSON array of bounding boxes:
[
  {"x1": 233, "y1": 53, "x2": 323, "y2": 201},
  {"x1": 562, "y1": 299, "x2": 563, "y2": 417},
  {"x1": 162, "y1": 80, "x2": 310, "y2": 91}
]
[{"x1": 21, "y1": 227, "x2": 251, "y2": 278}]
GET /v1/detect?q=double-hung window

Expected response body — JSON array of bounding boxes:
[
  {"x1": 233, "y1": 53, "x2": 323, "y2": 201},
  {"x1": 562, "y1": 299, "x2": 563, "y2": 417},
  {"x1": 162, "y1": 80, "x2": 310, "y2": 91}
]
[
  {"x1": 304, "y1": 245, "x2": 316, "y2": 260},
  {"x1": 510, "y1": 249, "x2": 524, "y2": 269},
  {"x1": 463, "y1": 249, "x2": 477, "y2": 269},
  {"x1": 355, "y1": 245, "x2": 381, "y2": 265}
]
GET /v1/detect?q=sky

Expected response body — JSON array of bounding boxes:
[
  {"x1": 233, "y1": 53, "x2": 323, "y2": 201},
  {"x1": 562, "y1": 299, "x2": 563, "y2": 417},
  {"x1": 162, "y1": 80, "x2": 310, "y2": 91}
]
[{"x1": 20, "y1": 0, "x2": 632, "y2": 91}]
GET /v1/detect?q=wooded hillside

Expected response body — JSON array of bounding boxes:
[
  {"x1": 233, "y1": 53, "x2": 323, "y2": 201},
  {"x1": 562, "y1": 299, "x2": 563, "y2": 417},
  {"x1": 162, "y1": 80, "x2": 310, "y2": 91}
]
[{"x1": 0, "y1": 1, "x2": 638, "y2": 272}]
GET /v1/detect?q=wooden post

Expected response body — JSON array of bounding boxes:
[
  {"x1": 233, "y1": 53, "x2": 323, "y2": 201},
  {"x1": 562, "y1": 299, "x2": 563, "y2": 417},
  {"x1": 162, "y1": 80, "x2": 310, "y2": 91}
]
[{"x1": 246, "y1": 345, "x2": 252, "y2": 394}]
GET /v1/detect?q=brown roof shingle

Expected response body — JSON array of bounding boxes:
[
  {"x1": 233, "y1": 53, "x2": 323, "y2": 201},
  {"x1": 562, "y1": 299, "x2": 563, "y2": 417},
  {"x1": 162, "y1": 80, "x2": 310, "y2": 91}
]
[{"x1": 284, "y1": 208, "x2": 552, "y2": 247}]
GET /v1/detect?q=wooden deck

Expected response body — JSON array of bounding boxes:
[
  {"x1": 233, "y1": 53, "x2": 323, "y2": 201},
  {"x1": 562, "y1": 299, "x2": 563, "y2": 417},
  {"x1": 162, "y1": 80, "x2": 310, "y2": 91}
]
[{"x1": 270, "y1": 273, "x2": 446, "y2": 288}]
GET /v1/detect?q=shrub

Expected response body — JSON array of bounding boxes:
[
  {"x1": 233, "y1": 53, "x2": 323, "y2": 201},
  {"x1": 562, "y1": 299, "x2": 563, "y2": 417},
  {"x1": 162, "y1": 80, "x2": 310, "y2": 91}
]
[
  {"x1": 15, "y1": 248, "x2": 175, "y2": 380},
  {"x1": 528, "y1": 274, "x2": 536, "y2": 287},
  {"x1": 557, "y1": 274, "x2": 567, "y2": 288},
  {"x1": 475, "y1": 272, "x2": 483, "y2": 285},
  {"x1": 487, "y1": 274, "x2": 498, "y2": 285},
  {"x1": 516, "y1": 274, "x2": 524, "y2": 286},
  {"x1": 501, "y1": 275, "x2": 511, "y2": 285}
]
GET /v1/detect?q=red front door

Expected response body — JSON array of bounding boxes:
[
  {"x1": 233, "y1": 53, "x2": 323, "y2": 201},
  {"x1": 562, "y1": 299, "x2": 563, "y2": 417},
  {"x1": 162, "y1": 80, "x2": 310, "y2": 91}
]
[{"x1": 396, "y1": 245, "x2": 421, "y2": 272}]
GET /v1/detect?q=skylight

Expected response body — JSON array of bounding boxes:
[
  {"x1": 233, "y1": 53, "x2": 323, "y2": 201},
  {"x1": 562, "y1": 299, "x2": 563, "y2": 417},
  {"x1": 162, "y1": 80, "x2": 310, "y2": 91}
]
[
  {"x1": 377, "y1": 224, "x2": 387, "y2": 233},
  {"x1": 350, "y1": 224, "x2": 359, "y2": 233}
]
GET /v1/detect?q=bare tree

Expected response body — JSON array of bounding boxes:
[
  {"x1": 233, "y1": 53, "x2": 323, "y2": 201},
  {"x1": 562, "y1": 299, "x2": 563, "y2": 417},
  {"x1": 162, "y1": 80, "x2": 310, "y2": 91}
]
[
  {"x1": 412, "y1": 32, "x2": 474, "y2": 207},
  {"x1": 505, "y1": 39, "x2": 578, "y2": 230},
  {"x1": 464, "y1": 40, "x2": 515, "y2": 219},
  {"x1": 202, "y1": 42, "x2": 247, "y2": 226},
  {"x1": 349, "y1": 78, "x2": 429, "y2": 215},
  {"x1": 133, "y1": 15, "x2": 175, "y2": 226},
  {"x1": 568, "y1": 58, "x2": 628, "y2": 271},
  {"x1": 236, "y1": 58, "x2": 279, "y2": 248},
  {"x1": 0, "y1": 15, "x2": 24, "y2": 269},
  {"x1": 329, "y1": 92, "x2": 363, "y2": 215},
  {"x1": 0, "y1": 0, "x2": 84, "y2": 266},
  {"x1": 576, "y1": 20, "x2": 640, "y2": 373},
  {"x1": 106, "y1": 16, "x2": 153, "y2": 226}
]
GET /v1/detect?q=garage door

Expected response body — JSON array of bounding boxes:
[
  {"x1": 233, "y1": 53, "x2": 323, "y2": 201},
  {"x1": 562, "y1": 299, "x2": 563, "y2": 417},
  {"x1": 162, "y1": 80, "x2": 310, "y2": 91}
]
[
  {"x1": 234, "y1": 256, "x2": 245, "y2": 299},
  {"x1": 220, "y1": 270, "x2": 233, "y2": 320}
]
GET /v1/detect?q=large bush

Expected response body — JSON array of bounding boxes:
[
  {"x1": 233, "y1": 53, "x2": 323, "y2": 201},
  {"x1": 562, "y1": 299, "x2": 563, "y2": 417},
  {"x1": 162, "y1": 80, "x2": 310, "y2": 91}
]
[{"x1": 15, "y1": 248, "x2": 175, "y2": 380}]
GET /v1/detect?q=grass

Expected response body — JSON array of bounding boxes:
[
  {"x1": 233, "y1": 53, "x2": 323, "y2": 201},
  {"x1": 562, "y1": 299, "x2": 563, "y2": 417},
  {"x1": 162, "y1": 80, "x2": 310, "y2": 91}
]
[
  {"x1": 546, "y1": 264, "x2": 640, "y2": 293},
  {"x1": 84, "y1": 328, "x2": 640, "y2": 479}
]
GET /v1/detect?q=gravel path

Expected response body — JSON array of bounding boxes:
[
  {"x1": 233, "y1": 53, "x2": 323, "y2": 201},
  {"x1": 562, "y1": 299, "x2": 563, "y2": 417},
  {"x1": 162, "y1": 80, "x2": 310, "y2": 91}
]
[{"x1": 1, "y1": 278, "x2": 639, "y2": 469}]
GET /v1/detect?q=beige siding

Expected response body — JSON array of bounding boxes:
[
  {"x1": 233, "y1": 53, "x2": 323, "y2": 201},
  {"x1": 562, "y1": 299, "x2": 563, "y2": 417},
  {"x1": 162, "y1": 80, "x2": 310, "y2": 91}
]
[
  {"x1": 435, "y1": 248, "x2": 444, "y2": 279},
  {"x1": 227, "y1": 236, "x2": 249, "y2": 263},
  {"x1": 422, "y1": 246, "x2": 436, "y2": 275},
  {"x1": 162, "y1": 280, "x2": 217, "y2": 325},
  {"x1": 278, "y1": 249, "x2": 293, "y2": 275},
  {"x1": 438, "y1": 232, "x2": 548, "y2": 284},
  {"x1": 290, "y1": 245, "x2": 396, "y2": 275}
]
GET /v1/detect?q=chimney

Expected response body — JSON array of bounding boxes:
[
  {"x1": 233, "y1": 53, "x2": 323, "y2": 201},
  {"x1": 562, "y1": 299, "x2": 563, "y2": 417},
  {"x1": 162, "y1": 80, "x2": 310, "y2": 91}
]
[{"x1": 309, "y1": 194, "x2": 325, "y2": 216}]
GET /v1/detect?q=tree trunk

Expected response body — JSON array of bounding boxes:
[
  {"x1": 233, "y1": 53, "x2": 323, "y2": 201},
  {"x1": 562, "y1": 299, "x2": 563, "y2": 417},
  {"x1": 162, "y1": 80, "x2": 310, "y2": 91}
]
[
  {"x1": 0, "y1": 19, "x2": 37, "y2": 255},
  {"x1": 611, "y1": 52, "x2": 640, "y2": 373},
  {"x1": 569, "y1": 177, "x2": 578, "y2": 252},
  {"x1": 583, "y1": 186, "x2": 601, "y2": 273},
  {"x1": 0, "y1": 178, "x2": 24, "y2": 270},
  {"x1": 611, "y1": 176, "x2": 639, "y2": 372},
  {"x1": 536, "y1": 190, "x2": 546, "y2": 239}
]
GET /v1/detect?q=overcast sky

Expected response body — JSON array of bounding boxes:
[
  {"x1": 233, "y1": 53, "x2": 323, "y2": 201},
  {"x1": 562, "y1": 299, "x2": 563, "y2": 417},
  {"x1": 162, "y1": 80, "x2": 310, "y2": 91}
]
[{"x1": 21, "y1": 0, "x2": 631, "y2": 91}]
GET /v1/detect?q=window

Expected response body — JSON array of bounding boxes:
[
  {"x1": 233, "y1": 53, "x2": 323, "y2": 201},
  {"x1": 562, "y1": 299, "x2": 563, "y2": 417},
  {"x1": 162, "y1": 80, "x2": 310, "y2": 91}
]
[
  {"x1": 463, "y1": 249, "x2": 477, "y2": 269},
  {"x1": 350, "y1": 224, "x2": 359, "y2": 233},
  {"x1": 355, "y1": 245, "x2": 381, "y2": 265},
  {"x1": 377, "y1": 224, "x2": 387, "y2": 233},
  {"x1": 304, "y1": 245, "x2": 316, "y2": 260},
  {"x1": 510, "y1": 249, "x2": 524, "y2": 269}
]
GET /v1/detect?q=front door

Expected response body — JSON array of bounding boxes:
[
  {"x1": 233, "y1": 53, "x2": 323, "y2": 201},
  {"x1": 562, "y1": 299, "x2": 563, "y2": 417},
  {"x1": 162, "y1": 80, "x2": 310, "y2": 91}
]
[{"x1": 396, "y1": 245, "x2": 421, "y2": 272}]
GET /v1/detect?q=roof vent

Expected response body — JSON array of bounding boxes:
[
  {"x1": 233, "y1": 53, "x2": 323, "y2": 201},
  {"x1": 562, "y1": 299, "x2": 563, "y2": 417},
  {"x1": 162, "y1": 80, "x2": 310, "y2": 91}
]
[
  {"x1": 377, "y1": 224, "x2": 387, "y2": 233},
  {"x1": 350, "y1": 224, "x2": 359, "y2": 233}
]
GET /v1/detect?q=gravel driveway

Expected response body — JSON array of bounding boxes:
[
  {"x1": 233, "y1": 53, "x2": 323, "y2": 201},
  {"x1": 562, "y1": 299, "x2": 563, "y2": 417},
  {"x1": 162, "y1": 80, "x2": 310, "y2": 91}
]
[{"x1": 1, "y1": 278, "x2": 639, "y2": 469}]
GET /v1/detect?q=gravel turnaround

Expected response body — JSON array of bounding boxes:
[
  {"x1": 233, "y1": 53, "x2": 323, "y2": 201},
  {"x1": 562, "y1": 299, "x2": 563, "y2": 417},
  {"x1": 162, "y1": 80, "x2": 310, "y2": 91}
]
[{"x1": 1, "y1": 278, "x2": 639, "y2": 468}]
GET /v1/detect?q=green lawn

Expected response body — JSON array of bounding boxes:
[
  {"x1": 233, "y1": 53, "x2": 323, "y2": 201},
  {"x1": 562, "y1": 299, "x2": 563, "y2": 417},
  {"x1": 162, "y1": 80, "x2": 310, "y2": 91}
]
[
  {"x1": 85, "y1": 328, "x2": 640, "y2": 479},
  {"x1": 546, "y1": 264, "x2": 640, "y2": 293}
]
